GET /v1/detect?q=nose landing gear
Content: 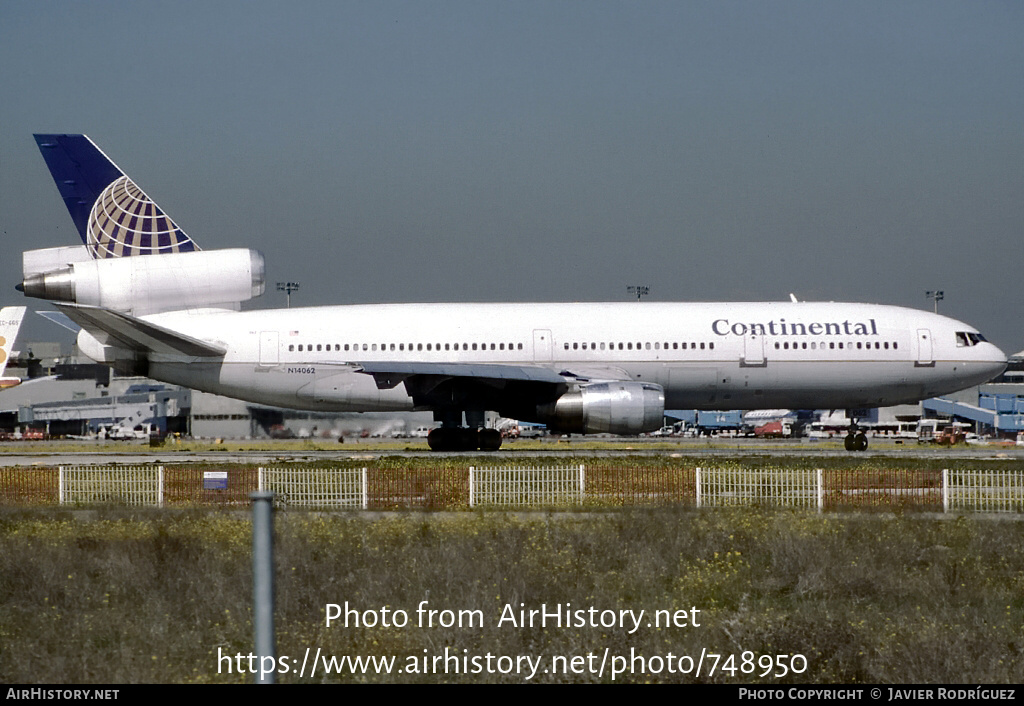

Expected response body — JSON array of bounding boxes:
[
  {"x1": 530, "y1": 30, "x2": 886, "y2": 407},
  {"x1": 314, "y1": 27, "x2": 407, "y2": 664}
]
[{"x1": 843, "y1": 413, "x2": 868, "y2": 451}]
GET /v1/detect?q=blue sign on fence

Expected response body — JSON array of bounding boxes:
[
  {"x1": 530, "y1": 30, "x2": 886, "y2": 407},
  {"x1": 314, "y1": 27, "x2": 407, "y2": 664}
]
[{"x1": 204, "y1": 471, "x2": 228, "y2": 490}]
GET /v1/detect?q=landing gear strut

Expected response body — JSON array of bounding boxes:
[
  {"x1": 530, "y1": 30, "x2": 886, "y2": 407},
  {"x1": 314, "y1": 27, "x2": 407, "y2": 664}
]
[
  {"x1": 426, "y1": 410, "x2": 502, "y2": 452},
  {"x1": 843, "y1": 413, "x2": 868, "y2": 452}
]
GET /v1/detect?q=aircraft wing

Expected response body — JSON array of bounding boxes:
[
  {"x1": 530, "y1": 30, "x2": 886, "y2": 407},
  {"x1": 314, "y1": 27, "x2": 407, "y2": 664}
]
[
  {"x1": 55, "y1": 304, "x2": 226, "y2": 357},
  {"x1": 354, "y1": 361, "x2": 568, "y2": 389}
]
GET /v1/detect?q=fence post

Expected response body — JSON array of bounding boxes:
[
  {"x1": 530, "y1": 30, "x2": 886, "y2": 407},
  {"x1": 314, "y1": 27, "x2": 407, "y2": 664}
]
[
  {"x1": 257, "y1": 467, "x2": 265, "y2": 493},
  {"x1": 361, "y1": 468, "x2": 368, "y2": 510},
  {"x1": 695, "y1": 467, "x2": 702, "y2": 508},
  {"x1": 579, "y1": 464, "x2": 585, "y2": 505},
  {"x1": 251, "y1": 491, "x2": 276, "y2": 684},
  {"x1": 942, "y1": 468, "x2": 949, "y2": 514},
  {"x1": 468, "y1": 467, "x2": 475, "y2": 508},
  {"x1": 816, "y1": 469, "x2": 823, "y2": 513},
  {"x1": 158, "y1": 466, "x2": 165, "y2": 508},
  {"x1": 58, "y1": 466, "x2": 65, "y2": 505}
]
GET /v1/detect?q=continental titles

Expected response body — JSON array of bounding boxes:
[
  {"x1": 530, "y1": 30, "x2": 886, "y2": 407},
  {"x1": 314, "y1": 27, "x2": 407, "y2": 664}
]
[{"x1": 712, "y1": 319, "x2": 878, "y2": 337}]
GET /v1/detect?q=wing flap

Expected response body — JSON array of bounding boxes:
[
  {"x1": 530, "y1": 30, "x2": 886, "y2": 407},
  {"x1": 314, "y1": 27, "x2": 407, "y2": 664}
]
[{"x1": 56, "y1": 304, "x2": 226, "y2": 357}]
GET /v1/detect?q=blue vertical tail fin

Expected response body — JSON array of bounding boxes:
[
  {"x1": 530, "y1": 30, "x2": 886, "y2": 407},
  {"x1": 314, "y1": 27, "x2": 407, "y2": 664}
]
[{"x1": 33, "y1": 134, "x2": 199, "y2": 259}]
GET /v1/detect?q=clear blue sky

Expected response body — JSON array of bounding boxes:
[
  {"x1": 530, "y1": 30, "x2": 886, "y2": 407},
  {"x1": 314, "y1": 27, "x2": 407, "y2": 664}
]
[{"x1": 2, "y1": 1, "x2": 1021, "y2": 352}]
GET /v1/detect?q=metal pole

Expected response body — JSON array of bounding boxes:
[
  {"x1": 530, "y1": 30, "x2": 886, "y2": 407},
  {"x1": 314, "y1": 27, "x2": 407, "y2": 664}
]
[{"x1": 251, "y1": 491, "x2": 276, "y2": 683}]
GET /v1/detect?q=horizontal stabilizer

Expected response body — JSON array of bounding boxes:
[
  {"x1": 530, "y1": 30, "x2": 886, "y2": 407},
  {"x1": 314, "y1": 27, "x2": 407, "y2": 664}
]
[
  {"x1": 56, "y1": 304, "x2": 226, "y2": 358},
  {"x1": 36, "y1": 310, "x2": 81, "y2": 334}
]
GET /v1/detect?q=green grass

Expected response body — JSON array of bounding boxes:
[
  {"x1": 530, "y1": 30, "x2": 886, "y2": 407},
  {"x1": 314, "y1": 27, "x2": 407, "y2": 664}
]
[{"x1": 1, "y1": 506, "x2": 1022, "y2": 683}]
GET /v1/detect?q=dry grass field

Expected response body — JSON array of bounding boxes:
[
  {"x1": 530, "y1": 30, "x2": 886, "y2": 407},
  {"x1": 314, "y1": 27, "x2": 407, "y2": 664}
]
[{"x1": 2, "y1": 502, "x2": 1023, "y2": 683}]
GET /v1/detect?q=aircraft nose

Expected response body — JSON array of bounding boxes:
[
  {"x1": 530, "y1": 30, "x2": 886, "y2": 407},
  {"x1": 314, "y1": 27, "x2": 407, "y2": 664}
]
[{"x1": 983, "y1": 344, "x2": 1009, "y2": 380}]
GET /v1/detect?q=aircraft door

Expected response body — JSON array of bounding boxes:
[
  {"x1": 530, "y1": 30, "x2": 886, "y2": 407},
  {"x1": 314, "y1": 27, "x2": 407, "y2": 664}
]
[
  {"x1": 259, "y1": 331, "x2": 279, "y2": 366},
  {"x1": 741, "y1": 333, "x2": 766, "y2": 367},
  {"x1": 916, "y1": 329, "x2": 934, "y2": 367},
  {"x1": 533, "y1": 329, "x2": 552, "y2": 362}
]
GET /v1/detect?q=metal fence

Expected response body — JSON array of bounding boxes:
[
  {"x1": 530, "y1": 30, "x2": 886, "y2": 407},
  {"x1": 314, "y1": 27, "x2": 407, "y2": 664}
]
[
  {"x1": 944, "y1": 469, "x2": 1024, "y2": 514},
  {"x1": 58, "y1": 466, "x2": 164, "y2": 507},
  {"x1": 1, "y1": 465, "x2": 1021, "y2": 514},
  {"x1": 469, "y1": 465, "x2": 584, "y2": 507},
  {"x1": 258, "y1": 467, "x2": 367, "y2": 508},
  {"x1": 697, "y1": 467, "x2": 821, "y2": 509}
]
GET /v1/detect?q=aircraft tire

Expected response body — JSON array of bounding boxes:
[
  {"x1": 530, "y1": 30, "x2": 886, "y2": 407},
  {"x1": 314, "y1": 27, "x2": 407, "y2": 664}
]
[
  {"x1": 478, "y1": 428, "x2": 502, "y2": 452},
  {"x1": 844, "y1": 434, "x2": 856, "y2": 451},
  {"x1": 428, "y1": 428, "x2": 453, "y2": 452},
  {"x1": 855, "y1": 432, "x2": 868, "y2": 451}
]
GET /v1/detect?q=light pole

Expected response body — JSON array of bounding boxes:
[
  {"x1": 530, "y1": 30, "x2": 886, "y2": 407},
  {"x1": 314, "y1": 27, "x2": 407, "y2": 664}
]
[
  {"x1": 627, "y1": 285, "x2": 650, "y2": 302},
  {"x1": 277, "y1": 282, "x2": 300, "y2": 308},
  {"x1": 925, "y1": 290, "x2": 944, "y2": 313}
]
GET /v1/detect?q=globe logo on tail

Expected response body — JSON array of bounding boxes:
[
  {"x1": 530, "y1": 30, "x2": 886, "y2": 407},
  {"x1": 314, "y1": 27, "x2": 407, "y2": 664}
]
[{"x1": 87, "y1": 176, "x2": 198, "y2": 258}]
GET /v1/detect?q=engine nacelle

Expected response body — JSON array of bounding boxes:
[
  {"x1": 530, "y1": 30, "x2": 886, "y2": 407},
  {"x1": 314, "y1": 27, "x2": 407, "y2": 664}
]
[
  {"x1": 21, "y1": 248, "x2": 265, "y2": 316},
  {"x1": 536, "y1": 381, "x2": 665, "y2": 435}
]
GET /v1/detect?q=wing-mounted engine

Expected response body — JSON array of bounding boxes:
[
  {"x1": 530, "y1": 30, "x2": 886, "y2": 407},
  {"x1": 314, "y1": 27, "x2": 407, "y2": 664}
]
[
  {"x1": 533, "y1": 381, "x2": 665, "y2": 435},
  {"x1": 20, "y1": 247, "x2": 265, "y2": 316}
]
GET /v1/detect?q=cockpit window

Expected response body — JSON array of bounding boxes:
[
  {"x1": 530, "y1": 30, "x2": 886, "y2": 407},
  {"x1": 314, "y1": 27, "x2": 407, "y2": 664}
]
[{"x1": 956, "y1": 331, "x2": 988, "y2": 347}]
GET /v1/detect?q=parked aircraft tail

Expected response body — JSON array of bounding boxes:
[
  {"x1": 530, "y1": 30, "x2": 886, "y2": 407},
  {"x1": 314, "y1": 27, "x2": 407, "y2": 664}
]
[
  {"x1": 0, "y1": 306, "x2": 27, "y2": 389},
  {"x1": 33, "y1": 134, "x2": 199, "y2": 258}
]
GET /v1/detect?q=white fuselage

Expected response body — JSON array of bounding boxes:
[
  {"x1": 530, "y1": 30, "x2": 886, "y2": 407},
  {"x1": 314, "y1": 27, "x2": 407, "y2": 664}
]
[{"x1": 122, "y1": 301, "x2": 1007, "y2": 414}]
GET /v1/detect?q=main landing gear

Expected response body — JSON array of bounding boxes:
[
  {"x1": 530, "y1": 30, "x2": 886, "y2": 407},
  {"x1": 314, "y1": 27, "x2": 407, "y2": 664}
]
[
  {"x1": 426, "y1": 410, "x2": 502, "y2": 452},
  {"x1": 844, "y1": 413, "x2": 868, "y2": 452},
  {"x1": 427, "y1": 426, "x2": 502, "y2": 452}
]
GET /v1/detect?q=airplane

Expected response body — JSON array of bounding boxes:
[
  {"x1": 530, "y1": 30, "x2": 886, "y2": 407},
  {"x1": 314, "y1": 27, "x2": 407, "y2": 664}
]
[
  {"x1": 0, "y1": 306, "x2": 27, "y2": 388},
  {"x1": 17, "y1": 134, "x2": 1008, "y2": 451}
]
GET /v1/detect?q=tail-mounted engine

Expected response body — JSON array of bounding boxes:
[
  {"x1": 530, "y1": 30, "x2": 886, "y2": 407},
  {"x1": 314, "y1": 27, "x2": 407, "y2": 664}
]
[{"x1": 20, "y1": 247, "x2": 265, "y2": 316}]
